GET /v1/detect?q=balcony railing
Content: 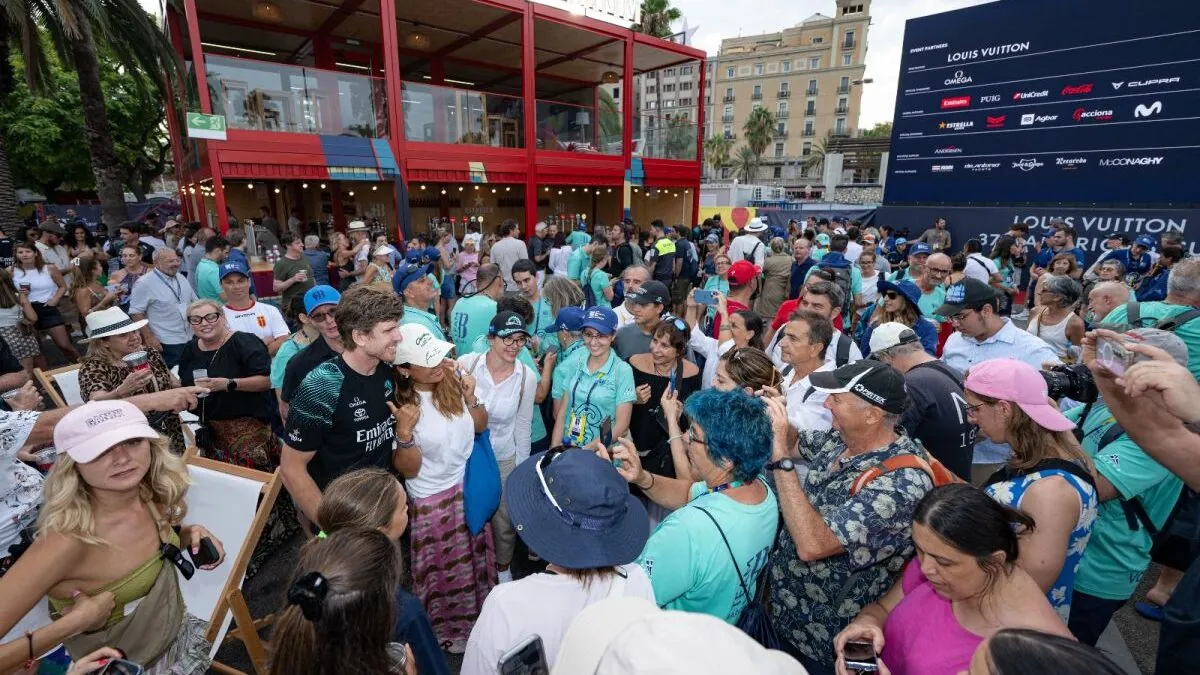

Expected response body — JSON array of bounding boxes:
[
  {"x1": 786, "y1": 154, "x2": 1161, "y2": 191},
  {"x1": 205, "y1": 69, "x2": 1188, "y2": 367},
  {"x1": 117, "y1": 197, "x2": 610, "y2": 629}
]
[
  {"x1": 776, "y1": 110, "x2": 790, "y2": 119},
  {"x1": 751, "y1": 91, "x2": 763, "y2": 100},
  {"x1": 537, "y1": 99, "x2": 621, "y2": 154},
  {"x1": 774, "y1": 129, "x2": 789, "y2": 138},
  {"x1": 806, "y1": 87, "x2": 819, "y2": 95},
  {"x1": 835, "y1": 105, "x2": 849, "y2": 114},
  {"x1": 721, "y1": 114, "x2": 735, "y2": 122},
  {"x1": 803, "y1": 129, "x2": 815, "y2": 137},
  {"x1": 641, "y1": 120, "x2": 698, "y2": 160},
  {"x1": 723, "y1": 94, "x2": 735, "y2": 103},
  {"x1": 402, "y1": 81, "x2": 524, "y2": 148},
  {"x1": 205, "y1": 55, "x2": 387, "y2": 137},
  {"x1": 723, "y1": 131, "x2": 735, "y2": 140},
  {"x1": 837, "y1": 85, "x2": 851, "y2": 94},
  {"x1": 777, "y1": 90, "x2": 791, "y2": 99}
]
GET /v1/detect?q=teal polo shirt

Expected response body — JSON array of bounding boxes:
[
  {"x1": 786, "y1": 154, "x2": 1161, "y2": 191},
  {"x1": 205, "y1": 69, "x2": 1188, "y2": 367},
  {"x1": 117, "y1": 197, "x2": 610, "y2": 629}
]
[
  {"x1": 196, "y1": 258, "x2": 222, "y2": 301},
  {"x1": 1067, "y1": 402, "x2": 1184, "y2": 600},
  {"x1": 568, "y1": 247, "x2": 589, "y2": 282},
  {"x1": 402, "y1": 306, "x2": 446, "y2": 341},
  {"x1": 583, "y1": 268, "x2": 612, "y2": 308},
  {"x1": 529, "y1": 296, "x2": 556, "y2": 347},
  {"x1": 566, "y1": 230, "x2": 592, "y2": 251},
  {"x1": 551, "y1": 347, "x2": 636, "y2": 447},
  {"x1": 450, "y1": 294, "x2": 497, "y2": 356},
  {"x1": 469, "y1": 335, "x2": 546, "y2": 443}
]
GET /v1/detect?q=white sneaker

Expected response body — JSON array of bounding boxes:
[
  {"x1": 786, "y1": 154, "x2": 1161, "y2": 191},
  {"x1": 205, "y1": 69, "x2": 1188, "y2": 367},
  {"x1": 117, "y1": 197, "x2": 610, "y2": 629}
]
[
  {"x1": 1010, "y1": 309, "x2": 1029, "y2": 320},
  {"x1": 496, "y1": 568, "x2": 513, "y2": 584}
]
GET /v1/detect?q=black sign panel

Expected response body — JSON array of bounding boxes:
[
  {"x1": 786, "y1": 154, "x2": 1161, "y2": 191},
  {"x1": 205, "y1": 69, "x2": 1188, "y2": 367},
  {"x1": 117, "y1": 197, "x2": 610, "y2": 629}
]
[{"x1": 884, "y1": 0, "x2": 1200, "y2": 206}]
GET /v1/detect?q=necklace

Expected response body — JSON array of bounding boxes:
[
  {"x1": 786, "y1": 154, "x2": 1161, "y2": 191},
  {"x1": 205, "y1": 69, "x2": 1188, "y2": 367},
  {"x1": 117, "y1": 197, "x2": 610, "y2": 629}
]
[{"x1": 651, "y1": 360, "x2": 672, "y2": 376}]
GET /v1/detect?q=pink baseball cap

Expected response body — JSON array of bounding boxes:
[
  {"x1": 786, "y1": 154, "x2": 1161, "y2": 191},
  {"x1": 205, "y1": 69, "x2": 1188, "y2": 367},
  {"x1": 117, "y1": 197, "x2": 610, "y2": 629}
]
[
  {"x1": 54, "y1": 401, "x2": 160, "y2": 464},
  {"x1": 964, "y1": 359, "x2": 1075, "y2": 433}
]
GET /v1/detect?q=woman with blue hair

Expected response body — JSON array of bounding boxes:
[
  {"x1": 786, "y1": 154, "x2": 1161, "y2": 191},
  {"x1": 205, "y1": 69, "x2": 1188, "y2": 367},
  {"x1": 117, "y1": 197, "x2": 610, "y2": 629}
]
[{"x1": 604, "y1": 388, "x2": 780, "y2": 624}]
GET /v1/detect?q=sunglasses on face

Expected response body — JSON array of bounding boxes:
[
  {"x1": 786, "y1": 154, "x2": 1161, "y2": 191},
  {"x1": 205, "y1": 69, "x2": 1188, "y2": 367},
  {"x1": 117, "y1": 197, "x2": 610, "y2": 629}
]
[
  {"x1": 884, "y1": 290, "x2": 900, "y2": 300},
  {"x1": 308, "y1": 309, "x2": 336, "y2": 323},
  {"x1": 187, "y1": 312, "x2": 222, "y2": 326}
]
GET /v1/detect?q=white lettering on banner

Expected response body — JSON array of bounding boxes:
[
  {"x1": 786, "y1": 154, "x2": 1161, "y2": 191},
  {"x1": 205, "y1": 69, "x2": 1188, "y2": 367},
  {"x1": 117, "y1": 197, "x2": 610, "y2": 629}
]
[
  {"x1": 944, "y1": 70, "x2": 973, "y2": 86},
  {"x1": 529, "y1": 0, "x2": 640, "y2": 26},
  {"x1": 1009, "y1": 215, "x2": 1187, "y2": 239},
  {"x1": 946, "y1": 42, "x2": 1032, "y2": 63}
]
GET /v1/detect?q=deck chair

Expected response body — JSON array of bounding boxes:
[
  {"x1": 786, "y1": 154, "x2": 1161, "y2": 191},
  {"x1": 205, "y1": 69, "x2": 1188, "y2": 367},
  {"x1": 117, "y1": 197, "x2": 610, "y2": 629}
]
[
  {"x1": 183, "y1": 451, "x2": 283, "y2": 674},
  {"x1": 34, "y1": 365, "x2": 82, "y2": 408}
]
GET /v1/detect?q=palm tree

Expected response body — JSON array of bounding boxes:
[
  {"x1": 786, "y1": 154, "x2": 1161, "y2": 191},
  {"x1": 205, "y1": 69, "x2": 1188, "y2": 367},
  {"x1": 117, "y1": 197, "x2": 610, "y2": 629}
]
[
  {"x1": 803, "y1": 133, "x2": 831, "y2": 176},
  {"x1": 633, "y1": 0, "x2": 681, "y2": 148},
  {"x1": 0, "y1": 11, "x2": 25, "y2": 234},
  {"x1": 2, "y1": 0, "x2": 180, "y2": 231},
  {"x1": 703, "y1": 135, "x2": 732, "y2": 178},
  {"x1": 733, "y1": 146, "x2": 757, "y2": 182},
  {"x1": 741, "y1": 107, "x2": 776, "y2": 168}
]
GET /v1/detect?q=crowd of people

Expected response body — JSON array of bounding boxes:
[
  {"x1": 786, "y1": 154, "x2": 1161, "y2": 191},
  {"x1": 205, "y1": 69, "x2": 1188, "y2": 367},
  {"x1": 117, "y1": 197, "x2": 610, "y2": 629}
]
[{"x1": 0, "y1": 209, "x2": 1196, "y2": 675}]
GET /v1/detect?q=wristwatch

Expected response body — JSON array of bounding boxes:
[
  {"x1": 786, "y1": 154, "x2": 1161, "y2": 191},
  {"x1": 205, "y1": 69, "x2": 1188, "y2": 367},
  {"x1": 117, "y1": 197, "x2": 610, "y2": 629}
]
[
  {"x1": 766, "y1": 458, "x2": 796, "y2": 472},
  {"x1": 226, "y1": 378, "x2": 238, "y2": 392}
]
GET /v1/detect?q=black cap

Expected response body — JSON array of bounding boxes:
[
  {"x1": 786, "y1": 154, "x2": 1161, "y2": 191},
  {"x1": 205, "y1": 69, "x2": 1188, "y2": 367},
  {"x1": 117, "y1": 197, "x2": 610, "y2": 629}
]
[
  {"x1": 489, "y1": 311, "x2": 529, "y2": 338},
  {"x1": 934, "y1": 277, "x2": 999, "y2": 317},
  {"x1": 809, "y1": 360, "x2": 909, "y2": 415},
  {"x1": 626, "y1": 280, "x2": 670, "y2": 306}
]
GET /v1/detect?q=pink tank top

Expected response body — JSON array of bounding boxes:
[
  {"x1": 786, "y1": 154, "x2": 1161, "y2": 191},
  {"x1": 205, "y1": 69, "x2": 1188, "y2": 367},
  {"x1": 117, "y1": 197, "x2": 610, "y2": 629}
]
[{"x1": 880, "y1": 562, "x2": 983, "y2": 675}]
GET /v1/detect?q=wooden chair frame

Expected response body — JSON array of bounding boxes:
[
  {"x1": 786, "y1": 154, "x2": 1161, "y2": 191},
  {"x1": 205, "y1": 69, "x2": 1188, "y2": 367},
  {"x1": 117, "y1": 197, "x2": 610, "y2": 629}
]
[
  {"x1": 33, "y1": 364, "x2": 80, "y2": 409},
  {"x1": 185, "y1": 451, "x2": 282, "y2": 675}
]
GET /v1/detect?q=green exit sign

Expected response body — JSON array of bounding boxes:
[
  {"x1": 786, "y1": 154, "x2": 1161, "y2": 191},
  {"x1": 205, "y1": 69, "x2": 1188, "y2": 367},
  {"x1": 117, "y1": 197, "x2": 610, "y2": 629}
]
[{"x1": 187, "y1": 112, "x2": 227, "y2": 140}]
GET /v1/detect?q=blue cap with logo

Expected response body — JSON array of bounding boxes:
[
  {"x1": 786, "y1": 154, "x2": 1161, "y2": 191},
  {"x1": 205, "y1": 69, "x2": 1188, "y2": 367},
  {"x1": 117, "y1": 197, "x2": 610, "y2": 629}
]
[
  {"x1": 303, "y1": 285, "x2": 341, "y2": 314},
  {"x1": 580, "y1": 306, "x2": 618, "y2": 335},
  {"x1": 908, "y1": 243, "x2": 932, "y2": 256},
  {"x1": 1134, "y1": 235, "x2": 1156, "y2": 250},
  {"x1": 392, "y1": 262, "x2": 432, "y2": 295},
  {"x1": 551, "y1": 307, "x2": 586, "y2": 333},
  {"x1": 219, "y1": 260, "x2": 250, "y2": 280}
]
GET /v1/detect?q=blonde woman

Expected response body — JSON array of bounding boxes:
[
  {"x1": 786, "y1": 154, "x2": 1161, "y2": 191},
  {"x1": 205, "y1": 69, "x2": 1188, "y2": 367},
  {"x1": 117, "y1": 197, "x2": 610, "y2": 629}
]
[
  {"x1": 70, "y1": 257, "x2": 119, "y2": 322},
  {"x1": 362, "y1": 245, "x2": 396, "y2": 288},
  {"x1": 0, "y1": 401, "x2": 224, "y2": 673}
]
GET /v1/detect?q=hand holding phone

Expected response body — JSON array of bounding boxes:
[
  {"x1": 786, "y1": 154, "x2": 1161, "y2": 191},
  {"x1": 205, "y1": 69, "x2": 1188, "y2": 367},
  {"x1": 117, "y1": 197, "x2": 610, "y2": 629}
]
[
  {"x1": 842, "y1": 640, "x2": 880, "y2": 673},
  {"x1": 188, "y1": 537, "x2": 220, "y2": 568},
  {"x1": 1096, "y1": 336, "x2": 1134, "y2": 376},
  {"x1": 693, "y1": 289, "x2": 719, "y2": 306}
]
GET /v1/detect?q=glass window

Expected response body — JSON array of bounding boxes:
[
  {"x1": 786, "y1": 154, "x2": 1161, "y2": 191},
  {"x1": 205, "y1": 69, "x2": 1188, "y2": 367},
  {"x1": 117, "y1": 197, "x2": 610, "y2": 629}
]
[
  {"x1": 753, "y1": 84, "x2": 762, "y2": 96},
  {"x1": 726, "y1": 66, "x2": 735, "y2": 78},
  {"x1": 842, "y1": 54, "x2": 852, "y2": 66},
  {"x1": 840, "y1": 76, "x2": 850, "y2": 90},
  {"x1": 810, "y1": 57, "x2": 820, "y2": 69},
  {"x1": 778, "y1": 101, "x2": 788, "y2": 113},
  {"x1": 812, "y1": 36, "x2": 824, "y2": 44},
  {"x1": 774, "y1": 142, "x2": 785, "y2": 157},
  {"x1": 780, "y1": 81, "x2": 790, "y2": 92},
  {"x1": 782, "y1": 60, "x2": 791, "y2": 72},
  {"x1": 754, "y1": 63, "x2": 764, "y2": 75},
  {"x1": 724, "y1": 104, "x2": 733, "y2": 116},
  {"x1": 836, "y1": 118, "x2": 846, "y2": 133}
]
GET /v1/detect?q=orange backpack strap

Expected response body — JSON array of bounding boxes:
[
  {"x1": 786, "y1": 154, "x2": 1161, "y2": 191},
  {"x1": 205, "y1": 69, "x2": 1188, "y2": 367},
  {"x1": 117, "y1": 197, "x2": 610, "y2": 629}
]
[{"x1": 850, "y1": 454, "x2": 934, "y2": 496}]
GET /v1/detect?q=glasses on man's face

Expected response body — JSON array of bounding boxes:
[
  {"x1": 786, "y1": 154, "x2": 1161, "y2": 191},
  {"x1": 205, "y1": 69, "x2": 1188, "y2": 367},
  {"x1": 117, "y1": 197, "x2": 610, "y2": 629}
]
[
  {"x1": 950, "y1": 309, "x2": 977, "y2": 324},
  {"x1": 927, "y1": 267, "x2": 952, "y2": 277},
  {"x1": 500, "y1": 335, "x2": 529, "y2": 347},
  {"x1": 187, "y1": 312, "x2": 221, "y2": 326},
  {"x1": 308, "y1": 309, "x2": 336, "y2": 324},
  {"x1": 582, "y1": 330, "x2": 611, "y2": 342}
]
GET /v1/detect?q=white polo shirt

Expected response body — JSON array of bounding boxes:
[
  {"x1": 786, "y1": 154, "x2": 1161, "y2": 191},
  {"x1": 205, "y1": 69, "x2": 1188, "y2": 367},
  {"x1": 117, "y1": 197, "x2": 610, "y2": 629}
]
[{"x1": 223, "y1": 300, "x2": 289, "y2": 344}]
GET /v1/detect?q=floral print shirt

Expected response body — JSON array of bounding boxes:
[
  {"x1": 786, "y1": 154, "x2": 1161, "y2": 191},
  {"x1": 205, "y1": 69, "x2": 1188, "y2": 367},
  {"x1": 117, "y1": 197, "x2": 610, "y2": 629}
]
[
  {"x1": 767, "y1": 429, "x2": 934, "y2": 666},
  {"x1": 984, "y1": 468, "x2": 1098, "y2": 622}
]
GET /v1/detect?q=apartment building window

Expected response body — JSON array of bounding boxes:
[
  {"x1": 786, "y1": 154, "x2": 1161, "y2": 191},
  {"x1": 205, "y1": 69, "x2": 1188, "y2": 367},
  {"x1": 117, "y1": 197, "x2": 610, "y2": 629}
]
[
  {"x1": 665, "y1": 68, "x2": 675, "y2": 77},
  {"x1": 774, "y1": 167, "x2": 782, "y2": 178},
  {"x1": 681, "y1": 65, "x2": 692, "y2": 75},
  {"x1": 723, "y1": 124, "x2": 733, "y2": 139},
  {"x1": 837, "y1": 97, "x2": 848, "y2": 114},
  {"x1": 679, "y1": 98, "x2": 691, "y2": 107},
  {"x1": 782, "y1": 60, "x2": 791, "y2": 72},
  {"x1": 836, "y1": 117, "x2": 847, "y2": 134},
  {"x1": 807, "y1": 79, "x2": 818, "y2": 95},
  {"x1": 754, "y1": 63, "x2": 764, "y2": 75},
  {"x1": 752, "y1": 84, "x2": 762, "y2": 100},
  {"x1": 776, "y1": 122, "x2": 787, "y2": 135},
  {"x1": 726, "y1": 66, "x2": 735, "y2": 78},
  {"x1": 806, "y1": 99, "x2": 817, "y2": 116},
  {"x1": 839, "y1": 76, "x2": 850, "y2": 93},
  {"x1": 681, "y1": 111, "x2": 690, "y2": 121},
  {"x1": 724, "y1": 87, "x2": 734, "y2": 101},
  {"x1": 774, "y1": 142, "x2": 785, "y2": 157},
  {"x1": 647, "y1": 101, "x2": 657, "y2": 109},
  {"x1": 778, "y1": 81, "x2": 790, "y2": 99},
  {"x1": 844, "y1": 30, "x2": 856, "y2": 49},
  {"x1": 842, "y1": 4, "x2": 864, "y2": 14},
  {"x1": 812, "y1": 36, "x2": 824, "y2": 44},
  {"x1": 809, "y1": 56, "x2": 820, "y2": 69},
  {"x1": 724, "y1": 104, "x2": 733, "y2": 118},
  {"x1": 804, "y1": 121, "x2": 814, "y2": 136},
  {"x1": 681, "y1": 81, "x2": 692, "y2": 90},
  {"x1": 646, "y1": 86, "x2": 657, "y2": 94},
  {"x1": 663, "y1": 83, "x2": 675, "y2": 92},
  {"x1": 664, "y1": 100, "x2": 675, "y2": 108},
  {"x1": 842, "y1": 54, "x2": 852, "y2": 66},
  {"x1": 778, "y1": 101, "x2": 788, "y2": 115},
  {"x1": 803, "y1": 141, "x2": 813, "y2": 156}
]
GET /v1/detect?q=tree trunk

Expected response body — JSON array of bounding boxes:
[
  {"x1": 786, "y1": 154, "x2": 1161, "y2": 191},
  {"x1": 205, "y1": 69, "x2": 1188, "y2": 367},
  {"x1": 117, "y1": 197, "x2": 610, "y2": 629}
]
[
  {"x1": 70, "y1": 21, "x2": 128, "y2": 234},
  {"x1": 0, "y1": 16, "x2": 22, "y2": 236}
]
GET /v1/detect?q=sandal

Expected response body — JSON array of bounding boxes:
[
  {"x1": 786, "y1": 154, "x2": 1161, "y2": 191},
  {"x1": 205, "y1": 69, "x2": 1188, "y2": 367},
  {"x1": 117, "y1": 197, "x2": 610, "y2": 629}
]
[{"x1": 1135, "y1": 600, "x2": 1165, "y2": 622}]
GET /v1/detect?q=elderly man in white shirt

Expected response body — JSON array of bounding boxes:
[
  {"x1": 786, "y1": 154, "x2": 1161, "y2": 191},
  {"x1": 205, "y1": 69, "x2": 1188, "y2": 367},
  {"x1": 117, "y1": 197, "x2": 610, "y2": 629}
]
[
  {"x1": 727, "y1": 219, "x2": 768, "y2": 268},
  {"x1": 938, "y1": 278, "x2": 1061, "y2": 482},
  {"x1": 776, "y1": 309, "x2": 837, "y2": 432}
]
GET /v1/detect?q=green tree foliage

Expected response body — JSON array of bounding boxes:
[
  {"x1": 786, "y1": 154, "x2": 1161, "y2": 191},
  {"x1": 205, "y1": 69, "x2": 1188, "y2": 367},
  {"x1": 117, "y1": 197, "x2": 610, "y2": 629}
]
[
  {"x1": 704, "y1": 134, "x2": 733, "y2": 176},
  {"x1": 632, "y1": 0, "x2": 681, "y2": 38},
  {"x1": 741, "y1": 107, "x2": 776, "y2": 163},
  {"x1": 860, "y1": 121, "x2": 892, "y2": 138},
  {"x1": 734, "y1": 145, "x2": 758, "y2": 182},
  {"x1": 1, "y1": 43, "x2": 168, "y2": 201}
]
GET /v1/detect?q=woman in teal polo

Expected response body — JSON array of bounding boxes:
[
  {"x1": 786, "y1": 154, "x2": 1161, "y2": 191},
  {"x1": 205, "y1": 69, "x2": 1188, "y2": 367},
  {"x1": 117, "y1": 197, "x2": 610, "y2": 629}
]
[{"x1": 551, "y1": 306, "x2": 635, "y2": 449}]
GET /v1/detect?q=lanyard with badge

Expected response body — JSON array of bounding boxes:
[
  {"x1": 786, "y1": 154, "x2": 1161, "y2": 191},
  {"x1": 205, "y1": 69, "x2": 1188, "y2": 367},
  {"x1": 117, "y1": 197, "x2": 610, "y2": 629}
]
[
  {"x1": 155, "y1": 269, "x2": 187, "y2": 323},
  {"x1": 565, "y1": 371, "x2": 604, "y2": 446}
]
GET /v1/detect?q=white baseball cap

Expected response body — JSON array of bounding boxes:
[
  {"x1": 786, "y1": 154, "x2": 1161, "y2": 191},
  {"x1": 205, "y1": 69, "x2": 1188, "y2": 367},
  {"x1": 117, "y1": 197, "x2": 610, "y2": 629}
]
[
  {"x1": 393, "y1": 323, "x2": 454, "y2": 367},
  {"x1": 868, "y1": 321, "x2": 921, "y2": 356},
  {"x1": 552, "y1": 597, "x2": 808, "y2": 675}
]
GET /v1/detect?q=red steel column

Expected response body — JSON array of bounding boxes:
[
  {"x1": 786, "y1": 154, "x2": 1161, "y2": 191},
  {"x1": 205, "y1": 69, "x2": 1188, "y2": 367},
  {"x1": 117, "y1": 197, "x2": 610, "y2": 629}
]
[
  {"x1": 379, "y1": 0, "x2": 410, "y2": 240},
  {"x1": 182, "y1": 0, "x2": 228, "y2": 232},
  {"x1": 693, "y1": 57, "x2": 706, "y2": 225},
  {"x1": 522, "y1": 6, "x2": 538, "y2": 237}
]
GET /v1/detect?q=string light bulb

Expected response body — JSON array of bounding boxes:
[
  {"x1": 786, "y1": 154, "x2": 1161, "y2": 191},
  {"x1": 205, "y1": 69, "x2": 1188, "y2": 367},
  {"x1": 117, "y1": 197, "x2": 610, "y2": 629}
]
[
  {"x1": 247, "y1": 183, "x2": 254, "y2": 189},
  {"x1": 458, "y1": 186, "x2": 464, "y2": 192},
  {"x1": 348, "y1": 190, "x2": 355, "y2": 196},
  {"x1": 441, "y1": 188, "x2": 447, "y2": 195},
  {"x1": 320, "y1": 183, "x2": 327, "y2": 189},
  {"x1": 274, "y1": 187, "x2": 281, "y2": 194},
  {"x1": 506, "y1": 186, "x2": 511, "y2": 192},
  {"x1": 372, "y1": 186, "x2": 378, "y2": 191},
  {"x1": 302, "y1": 183, "x2": 308, "y2": 189},
  {"x1": 420, "y1": 184, "x2": 426, "y2": 190}
]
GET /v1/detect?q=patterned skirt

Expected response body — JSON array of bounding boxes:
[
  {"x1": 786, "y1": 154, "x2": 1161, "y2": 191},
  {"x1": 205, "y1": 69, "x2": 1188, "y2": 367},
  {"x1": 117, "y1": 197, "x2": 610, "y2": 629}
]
[
  {"x1": 207, "y1": 417, "x2": 298, "y2": 575},
  {"x1": 0, "y1": 325, "x2": 40, "y2": 361},
  {"x1": 410, "y1": 483, "x2": 496, "y2": 646}
]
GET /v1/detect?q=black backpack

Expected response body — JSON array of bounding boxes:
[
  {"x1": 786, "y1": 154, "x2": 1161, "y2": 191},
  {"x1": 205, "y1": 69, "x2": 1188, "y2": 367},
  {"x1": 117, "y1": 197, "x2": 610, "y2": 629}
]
[
  {"x1": 1083, "y1": 416, "x2": 1191, "y2": 537},
  {"x1": 1125, "y1": 300, "x2": 1200, "y2": 332},
  {"x1": 820, "y1": 261, "x2": 855, "y2": 317},
  {"x1": 582, "y1": 269, "x2": 598, "y2": 306}
]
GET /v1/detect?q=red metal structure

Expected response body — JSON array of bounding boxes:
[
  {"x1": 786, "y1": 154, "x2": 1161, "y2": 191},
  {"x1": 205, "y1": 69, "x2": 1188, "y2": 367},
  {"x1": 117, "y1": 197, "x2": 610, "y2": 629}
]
[{"x1": 167, "y1": 0, "x2": 705, "y2": 239}]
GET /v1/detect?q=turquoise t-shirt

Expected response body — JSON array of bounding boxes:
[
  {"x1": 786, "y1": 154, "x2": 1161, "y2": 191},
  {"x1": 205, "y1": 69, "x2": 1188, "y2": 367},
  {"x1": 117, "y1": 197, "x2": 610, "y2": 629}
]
[
  {"x1": 583, "y1": 268, "x2": 612, "y2": 308},
  {"x1": 1103, "y1": 302, "x2": 1200, "y2": 379},
  {"x1": 1067, "y1": 402, "x2": 1184, "y2": 601},
  {"x1": 402, "y1": 306, "x2": 446, "y2": 341},
  {"x1": 450, "y1": 294, "x2": 498, "y2": 356},
  {"x1": 811, "y1": 247, "x2": 827, "y2": 262},
  {"x1": 269, "y1": 336, "x2": 304, "y2": 389},
  {"x1": 550, "y1": 338, "x2": 586, "y2": 384},
  {"x1": 637, "y1": 479, "x2": 779, "y2": 624},
  {"x1": 196, "y1": 258, "x2": 222, "y2": 301},
  {"x1": 529, "y1": 296, "x2": 556, "y2": 347},
  {"x1": 567, "y1": 248, "x2": 589, "y2": 282},
  {"x1": 566, "y1": 230, "x2": 592, "y2": 251},
  {"x1": 918, "y1": 284, "x2": 947, "y2": 321},
  {"x1": 550, "y1": 348, "x2": 635, "y2": 447},
  {"x1": 703, "y1": 276, "x2": 730, "y2": 320},
  {"x1": 993, "y1": 258, "x2": 1017, "y2": 288},
  {"x1": 470, "y1": 336, "x2": 546, "y2": 443}
]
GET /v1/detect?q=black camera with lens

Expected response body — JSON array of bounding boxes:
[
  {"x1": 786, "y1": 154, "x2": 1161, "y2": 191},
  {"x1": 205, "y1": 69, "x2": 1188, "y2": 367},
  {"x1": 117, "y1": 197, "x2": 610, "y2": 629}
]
[{"x1": 1040, "y1": 363, "x2": 1098, "y2": 404}]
